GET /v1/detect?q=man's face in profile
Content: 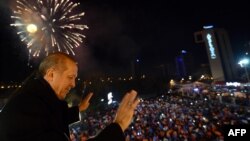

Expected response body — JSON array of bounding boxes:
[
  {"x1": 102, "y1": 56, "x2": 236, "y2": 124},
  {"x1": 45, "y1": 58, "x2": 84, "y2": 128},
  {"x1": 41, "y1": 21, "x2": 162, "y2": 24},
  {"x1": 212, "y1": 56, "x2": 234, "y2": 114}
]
[{"x1": 50, "y1": 60, "x2": 78, "y2": 100}]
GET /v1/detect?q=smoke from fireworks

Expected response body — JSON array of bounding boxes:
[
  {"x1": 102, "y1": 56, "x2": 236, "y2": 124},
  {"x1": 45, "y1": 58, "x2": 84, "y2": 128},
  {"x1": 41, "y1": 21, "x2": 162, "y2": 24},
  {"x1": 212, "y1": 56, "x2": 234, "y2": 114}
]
[{"x1": 10, "y1": 0, "x2": 88, "y2": 57}]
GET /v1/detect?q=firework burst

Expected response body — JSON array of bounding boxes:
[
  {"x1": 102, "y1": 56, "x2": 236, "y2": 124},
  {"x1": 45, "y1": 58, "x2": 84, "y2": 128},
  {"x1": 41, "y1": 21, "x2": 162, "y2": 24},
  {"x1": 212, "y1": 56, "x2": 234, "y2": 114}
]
[{"x1": 10, "y1": 0, "x2": 88, "y2": 57}]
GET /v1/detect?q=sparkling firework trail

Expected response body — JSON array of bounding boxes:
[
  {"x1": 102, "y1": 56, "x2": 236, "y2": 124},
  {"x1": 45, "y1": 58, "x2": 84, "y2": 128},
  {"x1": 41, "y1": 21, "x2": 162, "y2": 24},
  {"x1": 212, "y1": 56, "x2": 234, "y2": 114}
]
[{"x1": 10, "y1": 0, "x2": 88, "y2": 57}]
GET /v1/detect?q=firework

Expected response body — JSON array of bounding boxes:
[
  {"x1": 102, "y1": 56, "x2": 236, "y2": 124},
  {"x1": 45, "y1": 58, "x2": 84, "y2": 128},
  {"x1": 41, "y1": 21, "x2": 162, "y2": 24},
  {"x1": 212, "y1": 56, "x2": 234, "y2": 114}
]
[{"x1": 10, "y1": 0, "x2": 88, "y2": 57}]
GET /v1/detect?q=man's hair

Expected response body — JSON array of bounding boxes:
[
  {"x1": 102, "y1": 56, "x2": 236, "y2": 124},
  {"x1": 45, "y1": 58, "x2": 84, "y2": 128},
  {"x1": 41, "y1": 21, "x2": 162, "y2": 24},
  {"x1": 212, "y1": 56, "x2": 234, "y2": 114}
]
[{"x1": 38, "y1": 52, "x2": 77, "y2": 76}]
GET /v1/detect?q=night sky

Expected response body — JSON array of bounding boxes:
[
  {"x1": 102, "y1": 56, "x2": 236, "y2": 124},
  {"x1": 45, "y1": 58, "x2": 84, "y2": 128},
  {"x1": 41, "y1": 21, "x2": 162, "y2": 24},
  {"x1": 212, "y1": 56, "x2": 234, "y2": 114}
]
[{"x1": 0, "y1": 0, "x2": 250, "y2": 82}]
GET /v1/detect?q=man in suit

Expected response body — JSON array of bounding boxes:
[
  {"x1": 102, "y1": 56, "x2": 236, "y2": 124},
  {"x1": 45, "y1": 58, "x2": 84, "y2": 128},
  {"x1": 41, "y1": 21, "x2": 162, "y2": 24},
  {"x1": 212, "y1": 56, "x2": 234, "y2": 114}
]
[{"x1": 0, "y1": 52, "x2": 139, "y2": 141}]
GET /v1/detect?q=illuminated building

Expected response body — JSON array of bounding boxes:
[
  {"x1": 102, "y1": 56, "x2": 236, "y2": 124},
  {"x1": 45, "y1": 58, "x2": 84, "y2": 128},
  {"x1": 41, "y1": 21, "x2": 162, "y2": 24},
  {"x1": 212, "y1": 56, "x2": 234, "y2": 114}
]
[
  {"x1": 175, "y1": 50, "x2": 195, "y2": 79},
  {"x1": 194, "y1": 26, "x2": 237, "y2": 81}
]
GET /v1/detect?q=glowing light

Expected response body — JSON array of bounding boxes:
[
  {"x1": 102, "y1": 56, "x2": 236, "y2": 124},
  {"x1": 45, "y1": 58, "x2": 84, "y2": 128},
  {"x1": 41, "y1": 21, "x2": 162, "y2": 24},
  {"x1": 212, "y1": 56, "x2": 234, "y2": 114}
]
[
  {"x1": 226, "y1": 82, "x2": 241, "y2": 87},
  {"x1": 189, "y1": 76, "x2": 192, "y2": 80},
  {"x1": 238, "y1": 58, "x2": 249, "y2": 67},
  {"x1": 107, "y1": 92, "x2": 113, "y2": 105},
  {"x1": 206, "y1": 33, "x2": 216, "y2": 59},
  {"x1": 203, "y1": 25, "x2": 214, "y2": 29},
  {"x1": 10, "y1": 0, "x2": 88, "y2": 57},
  {"x1": 238, "y1": 58, "x2": 250, "y2": 82},
  {"x1": 181, "y1": 50, "x2": 187, "y2": 54},
  {"x1": 26, "y1": 24, "x2": 37, "y2": 33}
]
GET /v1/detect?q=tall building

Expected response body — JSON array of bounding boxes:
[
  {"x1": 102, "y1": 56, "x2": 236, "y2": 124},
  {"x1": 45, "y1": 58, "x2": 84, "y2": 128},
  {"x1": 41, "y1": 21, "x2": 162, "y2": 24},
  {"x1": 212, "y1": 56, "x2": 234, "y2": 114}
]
[
  {"x1": 175, "y1": 56, "x2": 186, "y2": 78},
  {"x1": 175, "y1": 50, "x2": 195, "y2": 79},
  {"x1": 194, "y1": 26, "x2": 237, "y2": 81}
]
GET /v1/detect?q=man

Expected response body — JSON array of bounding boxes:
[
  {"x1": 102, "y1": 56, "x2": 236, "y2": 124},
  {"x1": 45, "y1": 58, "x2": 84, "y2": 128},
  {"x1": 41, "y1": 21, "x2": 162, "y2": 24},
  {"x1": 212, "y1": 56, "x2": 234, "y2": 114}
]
[{"x1": 0, "y1": 52, "x2": 139, "y2": 141}]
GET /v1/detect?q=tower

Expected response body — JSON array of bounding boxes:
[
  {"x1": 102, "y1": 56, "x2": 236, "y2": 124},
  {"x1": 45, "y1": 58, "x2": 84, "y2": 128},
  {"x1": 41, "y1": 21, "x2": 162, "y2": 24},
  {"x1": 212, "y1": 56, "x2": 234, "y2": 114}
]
[
  {"x1": 175, "y1": 50, "x2": 195, "y2": 79},
  {"x1": 194, "y1": 26, "x2": 237, "y2": 81}
]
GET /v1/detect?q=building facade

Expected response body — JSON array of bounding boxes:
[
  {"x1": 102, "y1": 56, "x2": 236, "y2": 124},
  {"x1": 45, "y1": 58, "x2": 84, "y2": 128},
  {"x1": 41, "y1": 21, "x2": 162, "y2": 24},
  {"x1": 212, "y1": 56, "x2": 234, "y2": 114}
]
[{"x1": 194, "y1": 27, "x2": 237, "y2": 81}]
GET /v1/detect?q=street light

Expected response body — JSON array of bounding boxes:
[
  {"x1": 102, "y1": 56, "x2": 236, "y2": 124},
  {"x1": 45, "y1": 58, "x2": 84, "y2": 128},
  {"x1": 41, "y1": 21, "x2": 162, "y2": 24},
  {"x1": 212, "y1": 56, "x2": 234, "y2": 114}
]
[{"x1": 238, "y1": 58, "x2": 250, "y2": 82}]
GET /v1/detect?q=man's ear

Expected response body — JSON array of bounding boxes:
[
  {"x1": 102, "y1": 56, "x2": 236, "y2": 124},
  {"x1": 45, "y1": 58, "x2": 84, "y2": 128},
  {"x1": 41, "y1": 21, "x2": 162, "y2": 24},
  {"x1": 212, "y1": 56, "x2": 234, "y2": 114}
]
[{"x1": 44, "y1": 68, "x2": 55, "y2": 82}]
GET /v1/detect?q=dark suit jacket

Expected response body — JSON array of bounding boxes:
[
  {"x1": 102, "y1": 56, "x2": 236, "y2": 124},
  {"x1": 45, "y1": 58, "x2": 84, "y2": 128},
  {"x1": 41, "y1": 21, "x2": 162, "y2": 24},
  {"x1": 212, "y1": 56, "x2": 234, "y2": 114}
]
[{"x1": 0, "y1": 77, "x2": 124, "y2": 141}]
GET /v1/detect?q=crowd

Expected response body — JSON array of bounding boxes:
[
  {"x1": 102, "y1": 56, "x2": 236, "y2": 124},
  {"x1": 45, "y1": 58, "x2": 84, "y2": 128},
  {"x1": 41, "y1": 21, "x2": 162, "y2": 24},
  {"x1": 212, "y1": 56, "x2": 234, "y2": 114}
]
[
  {"x1": 69, "y1": 93, "x2": 250, "y2": 141},
  {"x1": 1, "y1": 52, "x2": 249, "y2": 141}
]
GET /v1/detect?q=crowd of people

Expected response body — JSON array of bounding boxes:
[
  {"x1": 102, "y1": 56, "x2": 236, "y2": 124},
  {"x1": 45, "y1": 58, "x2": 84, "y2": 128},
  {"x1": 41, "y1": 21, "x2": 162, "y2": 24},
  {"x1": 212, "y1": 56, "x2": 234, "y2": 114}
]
[
  {"x1": 69, "y1": 93, "x2": 250, "y2": 141},
  {"x1": 1, "y1": 52, "x2": 249, "y2": 141}
]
